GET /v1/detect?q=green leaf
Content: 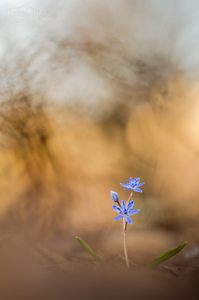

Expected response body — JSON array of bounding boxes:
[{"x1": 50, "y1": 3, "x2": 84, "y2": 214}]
[
  {"x1": 75, "y1": 236, "x2": 103, "y2": 264},
  {"x1": 149, "y1": 241, "x2": 187, "y2": 269}
]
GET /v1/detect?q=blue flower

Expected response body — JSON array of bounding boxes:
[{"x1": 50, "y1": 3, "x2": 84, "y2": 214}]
[
  {"x1": 112, "y1": 200, "x2": 140, "y2": 224},
  {"x1": 120, "y1": 177, "x2": 144, "y2": 193},
  {"x1": 110, "y1": 191, "x2": 119, "y2": 202}
]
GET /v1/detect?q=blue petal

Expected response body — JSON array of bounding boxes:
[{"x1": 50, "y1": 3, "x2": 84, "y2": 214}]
[
  {"x1": 135, "y1": 177, "x2": 140, "y2": 182},
  {"x1": 112, "y1": 205, "x2": 121, "y2": 213},
  {"x1": 121, "y1": 200, "x2": 126, "y2": 210},
  {"x1": 128, "y1": 177, "x2": 133, "y2": 184},
  {"x1": 127, "y1": 200, "x2": 134, "y2": 210},
  {"x1": 110, "y1": 191, "x2": 119, "y2": 202},
  {"x1": 125, "y1": 187, "x2": 133, "y2": 191},
  {"x1": 120, "y1": 183, "x2": 133, "y2": 190},
  {"x1": 133, "y1": 187, "x2": 142, "y2": 193},
  {"x1": 136, "y1": 182, "x2": 145, "y2": 188},
  {"x1": 125, "y1": 215, "x2": 133, "y2": 224},
  {"x1": 120, "y1": 182, "x2": 130, "y2": 188},
  {"x1": 129, "y1": 209, "x2": 140, "y2": 215},
  {"x1": 114, "y1": 215, "x2": 123, "y2": 221}
]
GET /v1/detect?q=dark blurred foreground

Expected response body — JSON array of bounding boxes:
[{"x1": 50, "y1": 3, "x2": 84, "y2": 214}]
[{"x1": 0, "y1": 231, "x2": 198, "y2": 300}]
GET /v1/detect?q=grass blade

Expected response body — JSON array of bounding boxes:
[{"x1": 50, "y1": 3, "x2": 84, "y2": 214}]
[
  {"x1": 150, "y1": 241, "x2": 187, "y2": 269},
  {"x1": 75, "y1": 236, "x2": 103, "y2": 264}
]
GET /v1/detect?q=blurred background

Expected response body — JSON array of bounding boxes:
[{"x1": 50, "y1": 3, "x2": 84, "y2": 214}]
[{"x1": 0, "y1": 0, "x2": 199, "y2": 258}]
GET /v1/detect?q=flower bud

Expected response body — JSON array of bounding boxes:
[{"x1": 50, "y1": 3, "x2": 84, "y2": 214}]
[{"x1": 110, "y1": 191, "x2": 119, "y2": 202}]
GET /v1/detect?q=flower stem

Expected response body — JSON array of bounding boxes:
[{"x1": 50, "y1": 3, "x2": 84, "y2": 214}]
[
  {"x1": 123, "y1": 218, "x2": 130, "y2": 269},
  {"x1": 127, "y1": 191, "x2": 133, "y2": 203},
  {"x1": 123, "y1": 191, "x2": 133, "y2": 269}
]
